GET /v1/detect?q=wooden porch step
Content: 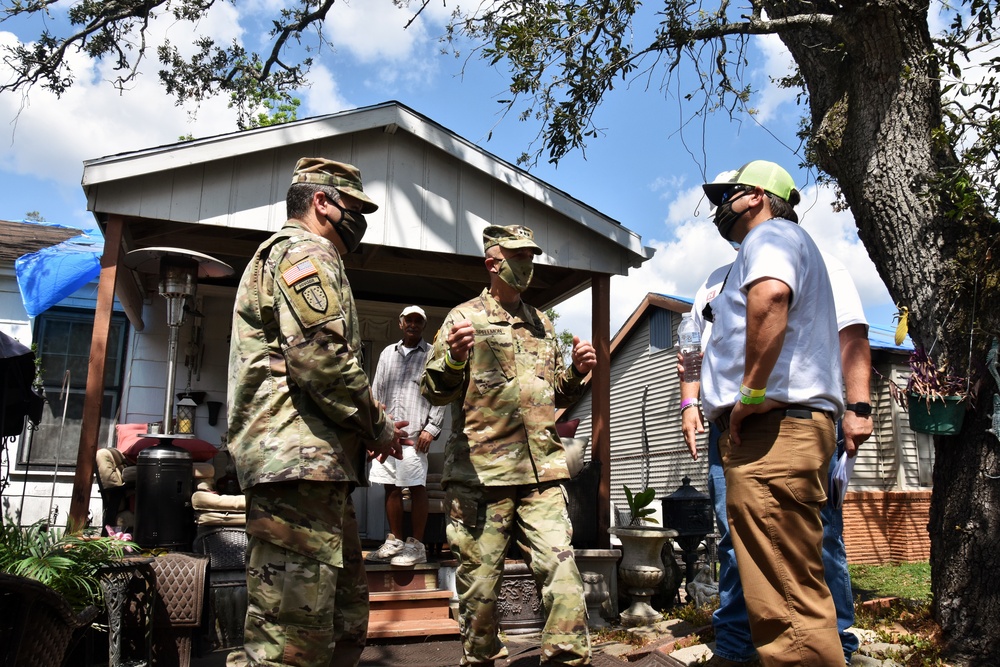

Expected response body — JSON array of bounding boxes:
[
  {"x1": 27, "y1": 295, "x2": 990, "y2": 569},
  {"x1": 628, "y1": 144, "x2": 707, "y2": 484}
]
[
  {"x1": 367, "y1": 589, "x2": 459, "y2": 639},
  {"x1": 365, "y1": 561, "x2": 442, "y2": 594}
]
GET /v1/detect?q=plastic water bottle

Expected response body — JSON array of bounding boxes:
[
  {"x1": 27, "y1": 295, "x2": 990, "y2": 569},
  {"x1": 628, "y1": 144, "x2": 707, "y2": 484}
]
[{"x1": 678, "y1": 312, "x2": 702, "y2": 383}]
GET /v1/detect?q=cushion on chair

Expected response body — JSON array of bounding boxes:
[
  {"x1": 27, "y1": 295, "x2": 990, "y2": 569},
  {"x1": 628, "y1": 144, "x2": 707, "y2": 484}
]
[
  {"x1": 562, "y1": 437, "x2": 589, "y2": 478},
  {"x1": 192, "y1": 491, "x2": 246, "y2": 512},
  {"x1": 96, "y1": 447, "x2": 128, "y2": 489},
  {"x1": 192, "y1": 462, "x2": 215, "y2": 478},
  {"x1": 555, "y1": 418, "x2": 580, "y2": 438},
  {"x1": 195, "y1": 511, "x2": 247, "y2": 526}
]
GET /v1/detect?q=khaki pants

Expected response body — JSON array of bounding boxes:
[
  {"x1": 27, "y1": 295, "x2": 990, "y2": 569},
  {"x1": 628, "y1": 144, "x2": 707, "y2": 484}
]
[{"x1": 720, "y1": 411, "x2": 843, "y2": 666}]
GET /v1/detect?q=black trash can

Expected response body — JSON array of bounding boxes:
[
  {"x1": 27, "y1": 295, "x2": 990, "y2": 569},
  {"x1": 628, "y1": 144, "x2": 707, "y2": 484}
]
[{"x1": 134, "y1": 443, "x2": 194, "y2": 550}]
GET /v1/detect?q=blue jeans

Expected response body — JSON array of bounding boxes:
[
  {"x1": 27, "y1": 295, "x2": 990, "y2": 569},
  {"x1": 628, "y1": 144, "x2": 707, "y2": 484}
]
[{"x1": 708, "y1": 424, "x2": 858, "y2": 664}]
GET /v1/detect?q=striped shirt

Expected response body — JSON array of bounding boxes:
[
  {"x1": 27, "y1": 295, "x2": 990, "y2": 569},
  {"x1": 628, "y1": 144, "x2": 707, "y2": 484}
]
[{"x1": 371, "y1": 339, "x2": 445, "y2": 439}]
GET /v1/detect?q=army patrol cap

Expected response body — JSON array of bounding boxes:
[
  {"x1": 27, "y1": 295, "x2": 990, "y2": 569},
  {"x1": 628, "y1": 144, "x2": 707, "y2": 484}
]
[
  {"x1": 702, "y1": 160, "x2": 796, "y2": 206},
  {"x1": 291, "y1": 157, "x2": 379, "y2": 214},
  {"x1": 482, "y1": 225, "x2": 543, "y2": 255}
]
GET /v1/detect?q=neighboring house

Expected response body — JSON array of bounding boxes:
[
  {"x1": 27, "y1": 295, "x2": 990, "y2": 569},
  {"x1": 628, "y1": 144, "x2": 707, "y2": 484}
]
[
  {"x1": 40, "y1": 101, "x2": 652, "y2": 543},
  {"x1": 0, "y1": 220, "x2": 112, "y2": 526},
  {"x1": 560, "y1": 292, "x2": 929, "y2": 565}
]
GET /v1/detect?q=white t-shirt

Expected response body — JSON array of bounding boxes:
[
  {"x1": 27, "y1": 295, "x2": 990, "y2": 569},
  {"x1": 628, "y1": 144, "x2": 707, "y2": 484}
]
[
  {"x1": 700, "y1": 219, "x2": 846, "y2": 421},
  {"x1": 693, "y1": 253, "x2": 868, "y2": 339}
]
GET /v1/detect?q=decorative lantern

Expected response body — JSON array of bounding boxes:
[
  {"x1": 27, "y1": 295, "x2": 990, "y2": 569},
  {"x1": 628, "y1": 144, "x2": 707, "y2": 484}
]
[
  {"x1": 661, "y1": 476, "x2": 714, "y2": 589},
  {"x1": 175, "y1": 395, "x2": 198, "y2": 434}
]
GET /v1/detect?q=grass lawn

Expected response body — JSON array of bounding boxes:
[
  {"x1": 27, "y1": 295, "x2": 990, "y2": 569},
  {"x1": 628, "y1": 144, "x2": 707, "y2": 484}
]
[{"x1": 849, "y1": 561, "x2": 931, "y2": 601}]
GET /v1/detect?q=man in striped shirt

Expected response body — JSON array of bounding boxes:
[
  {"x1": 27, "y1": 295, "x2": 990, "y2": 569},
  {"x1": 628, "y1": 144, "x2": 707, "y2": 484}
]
[{"x1": 366, "y1": 305, "x2": 446, "y2": 566}]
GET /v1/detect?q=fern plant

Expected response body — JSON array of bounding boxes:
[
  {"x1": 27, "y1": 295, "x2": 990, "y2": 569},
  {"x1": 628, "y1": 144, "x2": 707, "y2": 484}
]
[{"x1": 0, "y1": 516, "x2": 134, "y2": 612}]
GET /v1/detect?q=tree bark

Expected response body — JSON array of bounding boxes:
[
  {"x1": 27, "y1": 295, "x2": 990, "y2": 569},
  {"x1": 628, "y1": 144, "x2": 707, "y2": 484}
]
[{"x1": 763, "y1": 0, "x2": 1000, "y2": 661}]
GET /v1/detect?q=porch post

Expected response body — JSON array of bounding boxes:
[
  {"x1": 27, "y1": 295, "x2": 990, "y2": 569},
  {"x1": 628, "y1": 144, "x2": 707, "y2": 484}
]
[
  {"x1": 67, "y1": 215, "x2": 125, "y2": 532},
  {"x1": 591, "y1": 275, "x2": 611, "y2": 548}
]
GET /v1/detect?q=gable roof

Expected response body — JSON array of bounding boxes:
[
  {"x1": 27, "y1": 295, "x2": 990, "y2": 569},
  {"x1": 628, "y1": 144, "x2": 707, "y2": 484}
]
[{"x1": 81, "y1": 101, "x2": 653, "y2": 310}]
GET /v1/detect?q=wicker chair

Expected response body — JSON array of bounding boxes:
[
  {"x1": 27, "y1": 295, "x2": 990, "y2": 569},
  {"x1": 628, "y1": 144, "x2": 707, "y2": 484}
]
[{"x1": 0, "y1": 572, "x2": 99, "y2": 666}]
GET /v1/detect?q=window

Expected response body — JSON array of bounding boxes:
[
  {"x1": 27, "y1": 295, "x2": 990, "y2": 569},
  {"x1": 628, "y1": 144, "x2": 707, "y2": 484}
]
[
  {"x1": 649, "y1": 310, "x2": 674, "y2": 353},
  {"x1": 18, "y1": 309, "x2": 128, "y2": 468}
]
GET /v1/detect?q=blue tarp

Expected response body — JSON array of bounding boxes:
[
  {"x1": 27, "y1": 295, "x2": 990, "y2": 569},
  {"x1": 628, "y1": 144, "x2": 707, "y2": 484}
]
[{"x1": 15, "y1": 230, "x2": 103, "y2": 318}]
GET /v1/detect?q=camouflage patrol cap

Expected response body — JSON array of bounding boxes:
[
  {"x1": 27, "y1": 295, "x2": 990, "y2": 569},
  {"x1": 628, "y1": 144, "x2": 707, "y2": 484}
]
[
  {"x1": 290, "y1": 157, "x2": 379, "y2": 214},
  {"x1": 482, "y1": 225, "x2": 542, "y2": 255}
]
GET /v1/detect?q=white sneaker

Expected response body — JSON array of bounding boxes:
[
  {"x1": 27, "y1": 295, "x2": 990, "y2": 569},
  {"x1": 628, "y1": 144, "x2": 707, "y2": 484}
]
[
  {"x1": 365, "y1": 533, "x2": 404, "y2": 563},
  {"x1": 390, "y1": 538, "x2": 427, "y2": 566}
]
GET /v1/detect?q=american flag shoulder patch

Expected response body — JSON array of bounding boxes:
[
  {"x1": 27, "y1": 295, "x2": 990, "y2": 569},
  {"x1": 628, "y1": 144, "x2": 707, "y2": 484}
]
[{"x1": 282, "y1": 259, "x2": 318, "y2": 286}]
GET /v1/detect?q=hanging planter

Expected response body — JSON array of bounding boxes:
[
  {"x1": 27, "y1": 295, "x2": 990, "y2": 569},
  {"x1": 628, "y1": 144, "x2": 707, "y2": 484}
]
[
  {"x1": 888, "y1": 348, "x2": 971, "y2": 436},
  {"x1": 907, "y1": 393, "x2": 966, "y2": 435}
]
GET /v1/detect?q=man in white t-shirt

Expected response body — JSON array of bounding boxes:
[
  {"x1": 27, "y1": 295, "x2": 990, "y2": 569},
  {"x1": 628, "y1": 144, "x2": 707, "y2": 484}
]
[
  {"x1": 682, "y1": 250, "x2": 872, "y2": 665},
  {"x1": 694, "y1": 160, "x2": 846, "y2": 666}
]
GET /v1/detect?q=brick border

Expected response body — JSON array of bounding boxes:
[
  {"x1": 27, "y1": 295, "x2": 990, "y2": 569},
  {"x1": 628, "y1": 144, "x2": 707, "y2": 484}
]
[{"x1": 842, "y1": 491, "x2": 931, "y2": 564}]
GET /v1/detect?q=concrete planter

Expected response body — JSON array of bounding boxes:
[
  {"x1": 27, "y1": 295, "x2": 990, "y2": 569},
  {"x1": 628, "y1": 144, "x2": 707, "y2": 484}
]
[{"x1": 609, "y1": 526, "x2": 677, "y2": 626}]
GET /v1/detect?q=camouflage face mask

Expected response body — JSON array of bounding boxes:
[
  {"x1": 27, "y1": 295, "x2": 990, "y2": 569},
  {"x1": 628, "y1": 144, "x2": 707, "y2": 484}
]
[{"x1": 497, "y1": 257, "x2": 534, "y2": 292}]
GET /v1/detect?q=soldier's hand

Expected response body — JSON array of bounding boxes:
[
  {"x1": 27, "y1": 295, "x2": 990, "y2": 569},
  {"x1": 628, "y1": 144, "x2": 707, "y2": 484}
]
[
  {"x1": 571, "y1": 337, "x2": 597, "y2": 375},
  {"x1": 446, "y1": 319, "x2": 475, "y2": 362},
  {"x1": 370, "y1": 420, "x2": 410, "y2": 462}
]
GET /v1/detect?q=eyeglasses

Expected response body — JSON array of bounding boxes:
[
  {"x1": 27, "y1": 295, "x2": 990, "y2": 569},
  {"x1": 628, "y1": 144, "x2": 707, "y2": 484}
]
[{"x1": 720, "y1": 185, "x2": 749, "y2": 204}]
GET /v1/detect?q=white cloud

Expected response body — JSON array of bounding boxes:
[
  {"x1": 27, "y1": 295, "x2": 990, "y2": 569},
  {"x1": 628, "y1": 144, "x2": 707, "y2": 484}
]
[
  {"x1": 299, "y1": 63, "x2": 353, "y2": 117},
  {"x1": 0, "y1": 5, "x2": 245, "y2": 191},
  {"x1": 328, "y1": 0, "x2": 452, "y2": 62},
  {"x1": 752, "y1": 34, "x2": 799, "y2": 124},
  {"x1": 797, "y1": 183, "x2": 892, "y2": 309},
  {"x1": 554, "y1": 180, "x2": 894, "y2": 342}
]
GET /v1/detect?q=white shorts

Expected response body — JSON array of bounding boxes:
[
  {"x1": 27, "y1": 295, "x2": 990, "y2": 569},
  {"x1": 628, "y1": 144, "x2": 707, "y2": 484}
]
[{"x1": 369, "y1": 445, "x2": 429, "y2": 487}]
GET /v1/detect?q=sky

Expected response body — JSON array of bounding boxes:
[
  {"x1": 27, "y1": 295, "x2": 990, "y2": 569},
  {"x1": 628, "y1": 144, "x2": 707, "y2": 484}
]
[{"x1": 0, "y1": 0, "x2": 903, "y2": 344}]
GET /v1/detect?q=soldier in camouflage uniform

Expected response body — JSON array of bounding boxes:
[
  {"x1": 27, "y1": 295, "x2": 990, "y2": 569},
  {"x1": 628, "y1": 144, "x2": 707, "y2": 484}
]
[
  {"x1": 421, "y1": 224, "x2": 597, "y2": 666},
  {"x1": 227, "y1": 158, "x2": 408, "y2": 667}
]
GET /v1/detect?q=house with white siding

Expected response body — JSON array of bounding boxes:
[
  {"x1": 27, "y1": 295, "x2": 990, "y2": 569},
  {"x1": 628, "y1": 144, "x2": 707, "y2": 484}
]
[
  {"x1": 5, "y1": 102, "x2": 654, "y2": 550},
  {"x1": 560, "y1": 292, "x2": 930, "y2": 564}
]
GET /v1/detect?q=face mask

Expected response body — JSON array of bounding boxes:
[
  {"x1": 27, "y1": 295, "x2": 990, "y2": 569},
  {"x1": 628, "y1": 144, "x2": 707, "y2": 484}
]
[
  {"x1": 326, "y1": 197, "x2": 368, "y2": 252},
  {"x1": 497, "y1": 257, "x2": 534, "y2": 292},
  {"x1": 712, "y1": 190, "x2": 750, "y2": 241}
]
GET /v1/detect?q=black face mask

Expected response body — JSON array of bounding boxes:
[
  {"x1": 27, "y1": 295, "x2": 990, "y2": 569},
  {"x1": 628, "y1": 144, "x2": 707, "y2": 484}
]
[
  {"x1": 326, "y1": 197, "x2": 368, "y2": 253},
  {"x1": 713, "y1": 190, "x2": 751, "y2": 241}
]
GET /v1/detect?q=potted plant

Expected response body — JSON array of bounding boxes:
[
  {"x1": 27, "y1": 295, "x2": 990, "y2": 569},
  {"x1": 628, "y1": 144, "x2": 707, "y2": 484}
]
[
  {"x1": 0, "y1": 515, "x2": 135, "y2": 664},
  {"x1": 608, "y1": 485, "x2": 677, "y2": 626},
  {"x1": 898, "y1": 348, "x2": 970, "y2": 435}
]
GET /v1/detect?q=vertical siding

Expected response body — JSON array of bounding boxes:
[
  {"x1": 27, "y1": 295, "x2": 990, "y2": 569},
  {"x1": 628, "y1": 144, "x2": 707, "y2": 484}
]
[
  {"x1": 422, "y1": 149, "x2": 461, "y2": 253},
  {"x1": 564, "y1": 308, "x2": 710, "y2": 527}
]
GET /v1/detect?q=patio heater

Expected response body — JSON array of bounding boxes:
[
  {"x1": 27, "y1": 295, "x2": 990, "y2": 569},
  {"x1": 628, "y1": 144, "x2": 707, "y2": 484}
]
[{"x1": 123, "y1": 247, "x2": 232, "y2": 549}]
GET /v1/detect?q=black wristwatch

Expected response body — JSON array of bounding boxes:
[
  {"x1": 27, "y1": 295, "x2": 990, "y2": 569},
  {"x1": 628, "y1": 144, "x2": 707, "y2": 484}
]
[{"x1": 845, "y1": 402, "x2": 873, "y2": 417}]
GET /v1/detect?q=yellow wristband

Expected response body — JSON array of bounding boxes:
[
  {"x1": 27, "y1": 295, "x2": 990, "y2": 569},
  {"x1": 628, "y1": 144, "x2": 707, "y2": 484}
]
[
  {"x1": 740, "y1": 384, "x2": 766, "y2": 398},
  {"x1": 445, "y1": 351, "x2": 467, "y2": 370}
]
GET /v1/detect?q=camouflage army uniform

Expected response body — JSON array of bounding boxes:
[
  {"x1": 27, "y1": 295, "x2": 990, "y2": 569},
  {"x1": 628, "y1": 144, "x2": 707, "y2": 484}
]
[
  {"x1": 422, "y1": 288, "x2": 591, "y2": 666},
  {"x1": 228, "y1": 219, "x2": 394, "y2": 667}
]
